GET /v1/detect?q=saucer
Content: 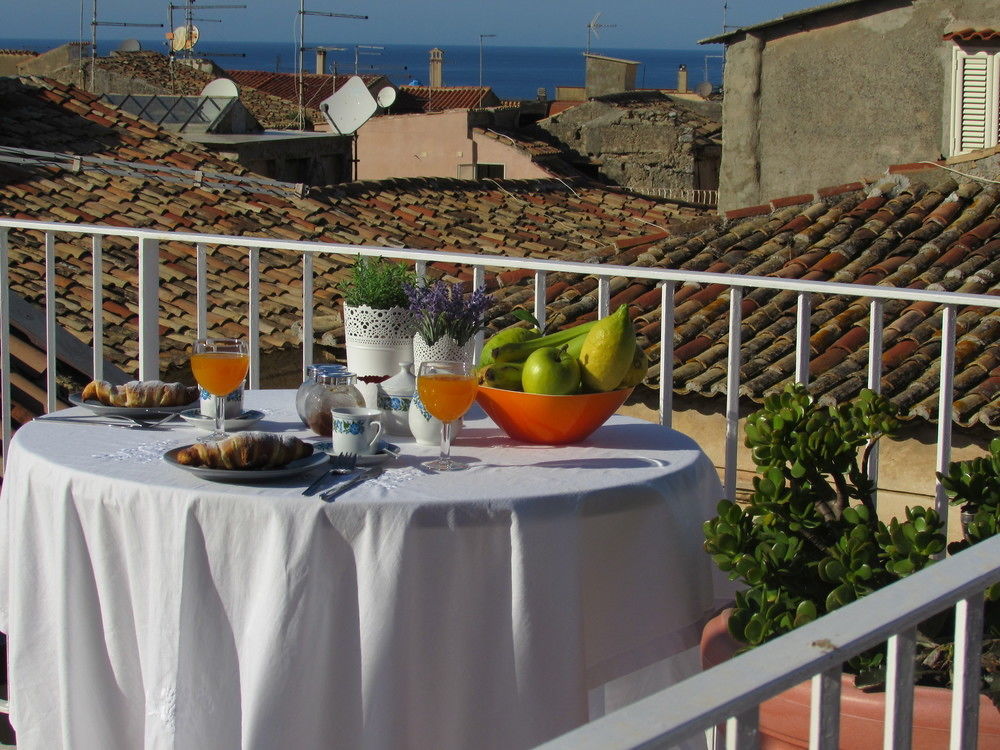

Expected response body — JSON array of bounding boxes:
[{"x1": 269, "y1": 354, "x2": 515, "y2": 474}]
[
  {"x1": 179, "y1": 409, "x2": 266, "y2": 432},
  {"x1": 314, "y1": 441, "x2": 399, "y2": 466}
]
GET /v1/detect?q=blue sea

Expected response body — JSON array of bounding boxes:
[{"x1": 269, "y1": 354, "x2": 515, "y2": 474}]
[{"x1": 0, "y1": 37, "x2": 724, "y2": 100}]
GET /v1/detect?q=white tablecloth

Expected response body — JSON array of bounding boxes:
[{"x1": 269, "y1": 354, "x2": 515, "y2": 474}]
[{"x1": 0, "y1": 389, "x2": 726, "y2": 750}]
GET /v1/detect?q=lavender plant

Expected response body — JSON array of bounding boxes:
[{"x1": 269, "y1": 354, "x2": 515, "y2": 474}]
[{"x1": 405, "y1": 280, "x2": 492, "y2": 347}]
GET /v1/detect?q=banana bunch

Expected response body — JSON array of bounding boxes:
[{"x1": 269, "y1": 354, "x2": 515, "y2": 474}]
[{"x1": 476, "y1": 306, "x2": 649, "y2": 394}]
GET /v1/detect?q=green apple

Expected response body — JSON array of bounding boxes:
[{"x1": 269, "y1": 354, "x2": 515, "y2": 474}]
[{"x1": 521, "y1": 346, "x2": 581, "y2": 395}]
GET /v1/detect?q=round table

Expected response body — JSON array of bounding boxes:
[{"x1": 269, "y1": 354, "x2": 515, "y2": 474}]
[{"x1": 0, "y1": 389, "x2": 726, "y2": 750}]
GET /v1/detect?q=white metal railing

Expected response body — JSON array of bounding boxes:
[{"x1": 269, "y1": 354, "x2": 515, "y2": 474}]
[
  {"x1": 3, "y1": 216, "x2": 1000, "y2": 746},
  {"x1": 537, "y1": 533, "x2": 1000, "y2": 750}
]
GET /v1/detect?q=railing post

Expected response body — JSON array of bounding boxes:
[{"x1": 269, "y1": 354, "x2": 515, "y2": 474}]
[
  {"x1": 196, "y1": 243, "x2": 208, "y2": 338},
  {"x1": 248, "y1": 246, "x2": 260, "y2": 389},
  {"x1": 0, "y1": 227, "x2": 10, "y2": 463},
  {"x1": 137, "y1": 236, "x2": 160, "y2": 380},
  {"x1": 951, "y1": 593, "x2": 985, "y2": 750},
  {"x1": 884, "y1": 628, "x2": 916, "y2": 749},
  {"x1": 809, "y1": 668, "x2": 841, "y2": 749},
  {"x1": 795, "y1": 292, "x2": 811, "y2": 386},
  {"x1": 44, "y1": 232, "x2": 57, "y2": 412},
  {"x1": 302, "y1": 252, "x2": 314, "y2": 377},
  {"x1": 91, "y1": 235, "x2": 104, "y2": 381},
  {"x1": 659, "y1": 281, "x2": 674, "y2": 428},
  {"x1": 725, "y1": 707, "x2": 759, "y2": 750},
  {"x1": 473, "y1": 265, "x2": 486, "y2": 365},
  {"x1": 725, "y1": 286, "x2": 743, "y2": 501},
  {"x1": 598, "y1": 277, "x2": 609, "y2": 319},
  {"x1": 868, "y1": 299, "x2": 884, "y2": 508},
  {"x1": 534, "y1": 270, "x2": 547, "y2": 333},
  {"x1": 936, "y1": 304, "x2": 957, "y2": 540}
]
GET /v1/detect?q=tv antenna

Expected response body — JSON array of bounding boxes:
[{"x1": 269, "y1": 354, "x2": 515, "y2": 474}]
[
  {"x1": 354, "y1": 44, "x2": 383, "y2": 75},
  {"x1": 586, "y1": 12, "x2": 615, "y2": 54},
  {"x1": 88, "y1": 0, "x2": 163, "y2": 89},
  {"x1": 167, "y1": 1, "x2": 247, "y2": 62},
  {"x1": 296, "y1": 0, "x2": 368, "y2": 129}
]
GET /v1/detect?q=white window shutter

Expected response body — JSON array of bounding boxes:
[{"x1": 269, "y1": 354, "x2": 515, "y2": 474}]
[{"x1": 950, "y1": 47, "x2": 1000, "y2": 155}]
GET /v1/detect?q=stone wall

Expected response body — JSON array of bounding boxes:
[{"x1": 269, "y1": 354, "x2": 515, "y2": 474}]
[{"x1": 534, "y1": 92, "x2": 721, "y2": 192}]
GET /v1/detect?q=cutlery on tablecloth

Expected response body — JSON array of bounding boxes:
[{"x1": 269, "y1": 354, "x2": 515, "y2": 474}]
[
  {"x1": 302, "y1": 452, "x2": 358, "y2": 496},
  {"x1": 35, "y1": 413, "x2": 179, "y2": 429},
  {"x1": 320, "y1": 466, "x2": 383, "y2": 501}
]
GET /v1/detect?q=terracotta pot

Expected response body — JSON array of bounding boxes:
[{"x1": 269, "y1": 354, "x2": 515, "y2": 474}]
[{"x1": 701, "y1": 608, "x2": 1000, "y2": 749}]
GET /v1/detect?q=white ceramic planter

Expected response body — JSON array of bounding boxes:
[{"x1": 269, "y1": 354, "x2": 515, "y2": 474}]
[
  {"x1": 412, "y1": 333, "x2": 476, "y2": 373},
  {"x1": 344, "y1": 304, "x2": 415, "y2": 381}
]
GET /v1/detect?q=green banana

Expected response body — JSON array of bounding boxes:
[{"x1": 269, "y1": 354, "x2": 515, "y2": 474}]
[
  {"x1": 476, "y1": 362, "x2": 524, "y2": 390},
  {"x1": 479, "y1": 326, "x2": 540, "y2": 367},
  {"x1": 492, "y1": 319, "x2": 597, "y2": 363}
]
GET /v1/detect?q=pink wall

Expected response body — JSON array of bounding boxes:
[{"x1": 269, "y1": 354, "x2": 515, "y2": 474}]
[{"x1": 355, "y1": 110, "x2": 551, "y2": 180}]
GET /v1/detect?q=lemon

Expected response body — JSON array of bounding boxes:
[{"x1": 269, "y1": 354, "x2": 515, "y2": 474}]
[
  {"x1": 617, "y1": 343, "x2": 648, "y2": 388},
  {"x1": 579, "y1": 305, "x2": 636, "y2": 392}
]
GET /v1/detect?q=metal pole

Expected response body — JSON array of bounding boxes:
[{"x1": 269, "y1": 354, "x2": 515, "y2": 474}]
[{"x1": 479, "y1": 34, "x2": 495, "y2": 89}]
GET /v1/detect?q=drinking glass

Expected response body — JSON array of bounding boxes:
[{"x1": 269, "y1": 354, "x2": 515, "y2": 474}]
[
  {"x1": 417, "y1": 360, "x2": 478, "y2": 471},
  {"x1": 191, "y1": 337, "x2": 249, "y2": 440}
]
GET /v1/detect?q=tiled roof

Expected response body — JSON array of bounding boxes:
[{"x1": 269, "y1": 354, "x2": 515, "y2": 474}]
[
  {"x1": 943, "y1": 28, "x2": 1000, "y2": 43},
  {"x1": 225, "y1": 70, "x2": 386, "y2": 112},
  {"x1": 395, "y1": 86, "x2": 499, "y2": 113},
  {"x1": 0, "y1": 75, "x2": 701, "y2": 384},
  {"x1": 94, "y1": 51, "x2": 320, "y2": 129}
]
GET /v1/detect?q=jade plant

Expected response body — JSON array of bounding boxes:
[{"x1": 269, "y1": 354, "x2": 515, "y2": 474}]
[{"x1": 703, "y1": 383, "x2": 1000, "y2": 706}]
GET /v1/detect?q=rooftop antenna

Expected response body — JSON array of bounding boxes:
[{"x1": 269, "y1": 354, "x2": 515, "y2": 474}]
[
  {"x1": 296, "y1": 0, "x2": 368, "y2": 130},
  {"x1": 89, "y1": 0, "x2": 163, "y2": 89},
  {"x1": 167, "y1": 1, "x2": 247, "y2": 63},
  {"x1": 353, "y1": 44, "x2": 383, "y2": 75},
  {"x1": 586, "y1": 12, "x2": 615, "y2": 55}
]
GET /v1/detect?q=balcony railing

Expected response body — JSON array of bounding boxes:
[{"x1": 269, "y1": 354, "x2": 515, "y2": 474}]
[{"x1": 2, "y1": 215, "x2": 1000, "y2": 747}]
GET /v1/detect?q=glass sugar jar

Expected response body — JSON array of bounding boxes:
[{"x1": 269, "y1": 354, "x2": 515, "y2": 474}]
[
  {"x1": 302, "y1": 369, "x2": 365, "y2": 437},
  {"x1": 296, "y1": 364, "x2": 348, "y2": 427}
]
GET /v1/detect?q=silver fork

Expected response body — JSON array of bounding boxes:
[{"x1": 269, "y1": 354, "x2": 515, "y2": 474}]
[{"x1": 302, "y1": 452, "x2": 358, "y2": 496}]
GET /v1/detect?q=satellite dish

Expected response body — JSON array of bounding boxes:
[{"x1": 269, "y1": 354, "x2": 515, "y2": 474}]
[
  {"x1": 375, "y1": 86, "x2": 397, "y2": 109},
  {"x1": 695, "y1": 80, "x2": 713, "y2": 98},
  {"x1": 170, "y1": 24, "x2": 200, "y2": 52},
  {"x1": 200, "y1": 78, "x2": 239, "y2": 98},
  {"x1": 319, "y1": 75, "x2": 379, "y2": 135},
  {"x1": 117, "y1": 39, "x2": 141, "y2": 52}
]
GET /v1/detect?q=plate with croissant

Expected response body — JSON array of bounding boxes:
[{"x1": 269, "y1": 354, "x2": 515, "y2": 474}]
[
  {"x1": 71, "y1": 380, "x2": 199, "y2": 417},
  {"x1": 163, "y1": 431, "x2": 325, "y2": 482}
]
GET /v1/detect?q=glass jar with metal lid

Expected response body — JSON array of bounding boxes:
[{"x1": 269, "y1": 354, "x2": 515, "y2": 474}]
[
  {"x1": 296, "y1": 364, "x2": 345, "y2": 427},
  {"x1": 301, "y1": 368, "x2": 365, "y2": 437}
]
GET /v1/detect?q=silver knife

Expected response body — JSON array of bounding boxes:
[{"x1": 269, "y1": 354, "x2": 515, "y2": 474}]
[{"x1": 320, "y1": 467, "x2": 382, "y2": 501}]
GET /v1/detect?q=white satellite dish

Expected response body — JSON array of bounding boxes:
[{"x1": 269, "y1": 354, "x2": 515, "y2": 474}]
[
  {"x1": 375, "y1": 86, "x2": 397, "y2": 109},
  {"x1": 200, "y1": 78, "x2": 239, "y2": 98},
  {"x1": 170, "y1": 24, "x2": 200, "y2": 52},
  {"x1": 117, "y1": 39, "x2": 141, "y2": 52},
  {"x1": 319, "y1": 75, "x2": 379, "y2": 135}
]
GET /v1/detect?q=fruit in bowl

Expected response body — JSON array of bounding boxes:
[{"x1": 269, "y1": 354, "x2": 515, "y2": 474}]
[
  {"x1": 475, "y1": 306, "x2": 647, "y2": 443},
  {"x1": 476, "y1": 386, "x2": 634, "y2": 444}
]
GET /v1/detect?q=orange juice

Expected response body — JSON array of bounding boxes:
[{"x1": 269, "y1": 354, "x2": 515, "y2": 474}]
[
  {"x1": 191, "y1": 352, "x2": 249, "y2": 396},
  {"x1": 418, "y1": 373, "x2": 478, "y2": 422}
]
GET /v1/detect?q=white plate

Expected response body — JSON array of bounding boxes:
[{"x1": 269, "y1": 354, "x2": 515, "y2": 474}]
[
  {"x1": 162, "y1": 446, "x2": 327, "y2": 482},
  {"x1": 312, "y1": 441, "x2": 398, "y2": 466},
  {"x1": 179, "y1": 409, "x2": 265, "y2": 432},
  {"x1": 69, "y1": 392, "x2": 197, "y2": 418}
]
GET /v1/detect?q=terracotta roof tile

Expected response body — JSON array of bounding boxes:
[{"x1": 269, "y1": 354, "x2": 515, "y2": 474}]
[{"x1": 943, "y1": 29, "x2": 1000, "y2": 43}]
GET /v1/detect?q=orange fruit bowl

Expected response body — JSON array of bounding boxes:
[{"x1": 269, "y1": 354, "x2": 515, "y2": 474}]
[{"x1": 475, "y1": 386, "x2": 634, "y2": 445}]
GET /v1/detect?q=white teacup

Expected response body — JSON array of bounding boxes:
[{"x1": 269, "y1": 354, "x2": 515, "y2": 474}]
[{"x1": 330, "y1": 407, "x2": 384, "y2": 456}]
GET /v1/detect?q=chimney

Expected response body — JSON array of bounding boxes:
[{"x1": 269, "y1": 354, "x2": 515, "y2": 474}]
[
  {"x1": 316, "y1": 47, "x2": 327, "y2": 75},
  {"x1": 677, "y1": 64, "x2": 688, "y2": 93},
  {"x1": 429, "y1": 47, "x2": 443, "y2": 88}
]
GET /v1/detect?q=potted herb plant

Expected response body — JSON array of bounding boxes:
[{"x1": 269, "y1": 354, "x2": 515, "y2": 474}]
[
  {"x1": 340, "y1": 257, "x2": 417, "y2": 389},
  {"x1": 701, "y1": 383, "x2": 1000, "y2": 747}
]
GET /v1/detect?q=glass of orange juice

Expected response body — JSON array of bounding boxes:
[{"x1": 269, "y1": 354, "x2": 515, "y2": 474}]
[
  {"x1": 191, "y1": 337, "x2": 249, "y2": 440},
  {"x1": 417, "y1": 360, "x2": 478, "y2": 471}
]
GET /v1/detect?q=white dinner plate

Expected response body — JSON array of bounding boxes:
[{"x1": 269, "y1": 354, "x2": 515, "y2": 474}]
[
  {"x1": 69, "y1": 392, "x2": 197, "y2": 418},
  {"x1": 312, "y1": 441, "x2": 399, "y2": 466},
  {"x1": 179, "y1": 409, "x2": 266, "y2": 432},
  {"x1": 162, "y1": 446, "x2": 327, "y2": 482}
]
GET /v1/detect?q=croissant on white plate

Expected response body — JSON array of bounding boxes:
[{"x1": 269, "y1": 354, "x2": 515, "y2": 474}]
[
  {"x1": 176, "y1": 432, "x2": 313, "y2": 470},
  {"x1": 82, "y1": 379, "x2": 198, "y2": 408}
]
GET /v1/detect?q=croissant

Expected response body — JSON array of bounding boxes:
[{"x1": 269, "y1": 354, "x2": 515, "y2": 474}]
[
  {"x1": 176, "y1": 432, "x2": 314, "y2": 470},
  {"x1": 82, "y1": 379, "x2": 198, "y2": 407}
]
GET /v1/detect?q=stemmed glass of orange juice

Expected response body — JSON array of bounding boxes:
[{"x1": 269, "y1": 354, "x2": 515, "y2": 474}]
[
  {"x1": 417, "y1": 360, "x2": 478, "y2": 471},
  {"x1": 191, "y1": 337, "x2": 249, "y2": 440}
]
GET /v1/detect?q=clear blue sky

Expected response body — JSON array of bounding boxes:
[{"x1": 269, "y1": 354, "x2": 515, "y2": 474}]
[{"x1": 4, "y1": 1, "x2": 813, "y2": 49}]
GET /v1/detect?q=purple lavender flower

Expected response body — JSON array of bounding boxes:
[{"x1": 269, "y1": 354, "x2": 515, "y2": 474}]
[{"x1": 406, "y1": 279, "x2": 493, "y2": 346}]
